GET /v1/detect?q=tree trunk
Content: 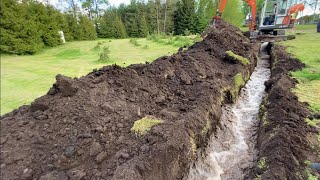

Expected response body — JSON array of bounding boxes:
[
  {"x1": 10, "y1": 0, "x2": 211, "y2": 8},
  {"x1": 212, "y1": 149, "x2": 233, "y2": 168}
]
[
  {"x1": 156, "y1": 2, "x2": 160, "y2": 34},
  {"x1": 164, "y1": 0, "x2": 167, "y2": 33}
]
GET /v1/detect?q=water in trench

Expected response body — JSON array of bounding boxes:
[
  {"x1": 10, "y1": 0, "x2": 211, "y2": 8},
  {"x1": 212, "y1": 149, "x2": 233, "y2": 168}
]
[{"x1": 188, "y1": 43, "x2": 271, "y2": 180}]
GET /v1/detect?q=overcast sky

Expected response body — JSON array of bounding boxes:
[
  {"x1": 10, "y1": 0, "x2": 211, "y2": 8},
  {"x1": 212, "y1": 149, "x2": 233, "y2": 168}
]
[{"x1": 108, "y1": 0, "x2": 130, "y2": 6}]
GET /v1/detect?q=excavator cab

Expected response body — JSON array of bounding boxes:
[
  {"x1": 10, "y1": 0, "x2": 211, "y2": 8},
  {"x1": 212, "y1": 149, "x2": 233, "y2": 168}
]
[{"x1": 259, "y1": 0, "x2": 297, "y2": 35}]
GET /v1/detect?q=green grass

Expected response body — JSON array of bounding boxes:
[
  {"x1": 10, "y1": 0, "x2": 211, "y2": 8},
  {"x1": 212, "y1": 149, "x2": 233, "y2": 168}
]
[
  {"x1": 305, "y1": 118, "x2": 320, "y2": 128},
  {"x1": 279, "y1": 25, "x2": 320, "y2": 113},
  {"x1": 1, "y1": 38, "x2": 180, "y2": 115},
  {"x1": 131, "y1": 116, "x2": 162, "y2": 135},
  {"x1": 226, "y1": 50, "x2": 250, "y2": 65}
]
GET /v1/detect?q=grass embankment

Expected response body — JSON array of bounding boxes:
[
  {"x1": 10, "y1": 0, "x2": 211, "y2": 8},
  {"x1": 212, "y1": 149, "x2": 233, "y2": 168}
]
[
  {"x1": 280, "y1": 25, "x2": 320, "y2": 114},
  {"x1": 1, "y1": 37, "x2": 196, "y2": 115}
]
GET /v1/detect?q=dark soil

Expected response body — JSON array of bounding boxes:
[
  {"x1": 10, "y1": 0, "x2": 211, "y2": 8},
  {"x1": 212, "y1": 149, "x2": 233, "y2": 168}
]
[
  {"x1": 248, "y1": 44, "x2": 320, "y2": 179},
  {"x1": 0, "y1": 21, "x2": 260, "y2": 180}
]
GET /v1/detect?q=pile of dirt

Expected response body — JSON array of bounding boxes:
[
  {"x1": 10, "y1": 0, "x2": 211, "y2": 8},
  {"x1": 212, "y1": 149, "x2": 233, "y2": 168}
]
[
  {"x1": 0, "y1": 21, "x2": 260, "y2": 180},
  {"x1": 248, "y1": 44, "x2": 320, "y2": 179}
]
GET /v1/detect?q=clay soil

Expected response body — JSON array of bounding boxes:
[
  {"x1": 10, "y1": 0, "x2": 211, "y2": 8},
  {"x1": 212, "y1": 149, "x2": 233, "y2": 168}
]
[
  {"x1": 248, "y1": 44, "x2": 320, "y2": 179},
  {"x1": 0, "y1": 21, "x2": 260, "y2": 180}
]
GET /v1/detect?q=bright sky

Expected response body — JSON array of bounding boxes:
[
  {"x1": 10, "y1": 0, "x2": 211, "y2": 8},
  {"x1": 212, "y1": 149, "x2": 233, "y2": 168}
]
[{"x1": 108, "y1": 0, "x2": 130, "y2": 7}]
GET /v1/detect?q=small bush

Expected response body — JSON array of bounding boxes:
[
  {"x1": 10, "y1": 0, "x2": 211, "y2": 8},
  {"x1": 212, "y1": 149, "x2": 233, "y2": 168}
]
[
  {"x1": 129, "y1": 39, "x2": 141, "y2": 46},
  {"x1": 98, "y1": 46, "x2": 110, "y2": 62},
  {"x1": 143, "y1": 45, "x2": 149, "y2": 49},
  {"x1": 93, "y1": 42, "x2": 102, "y2": 50},
  {"x1": 184, "y1": 29, "x2": 191, "y2": 36}
]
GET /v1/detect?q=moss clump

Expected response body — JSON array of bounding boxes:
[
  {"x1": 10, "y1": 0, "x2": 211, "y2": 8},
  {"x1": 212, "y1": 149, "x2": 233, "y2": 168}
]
[
  {"x1": 190, "y1": 137, "x2": 197, "y2": 156},
  {"x1": 226, "y1": 50, "x2": 250, "y2": 65},
  {"x1": 234, "y1": 73, "x2": 245, "y2": 88},
  {"x1": 258, "y1": 157, "x2": 267, "y2": 169},
  {"x1": 131, "y1": 116, "x2": 162, "y2": 135},
  {"x1": 201, "y1": 119, "x2": 210, "y2": 135}
]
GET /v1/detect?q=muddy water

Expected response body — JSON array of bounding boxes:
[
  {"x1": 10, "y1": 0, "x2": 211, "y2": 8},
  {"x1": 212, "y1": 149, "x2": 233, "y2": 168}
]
[{"x1": 187, "y1": 43, "x2": 271, "y2": 180}]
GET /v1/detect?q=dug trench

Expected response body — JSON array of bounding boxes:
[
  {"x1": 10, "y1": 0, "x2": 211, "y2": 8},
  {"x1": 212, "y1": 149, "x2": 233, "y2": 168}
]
[
  {"x1": 0, "y1": 21, "x2": 318, "y2": 180},
  {"x1": 246, "y1": 44, "x2": 320, "y2": 179},
  {"x1": 0, "y1": 21, "x2": 260, "y2": 180}
]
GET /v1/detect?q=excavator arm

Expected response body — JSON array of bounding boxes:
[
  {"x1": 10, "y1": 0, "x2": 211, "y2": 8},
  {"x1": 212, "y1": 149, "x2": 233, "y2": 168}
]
[{"x1": 215, "y1": 0, "x2": 257, "y2": 31}]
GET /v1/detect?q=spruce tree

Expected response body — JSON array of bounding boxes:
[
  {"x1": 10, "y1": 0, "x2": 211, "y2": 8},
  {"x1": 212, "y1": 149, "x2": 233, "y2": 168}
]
[
  {"x1": 113, "y1": 16, "x2": 127, "y2": 38},
  {"x1": 138, "y1": 14, "x2": 149, "y2": 37},
  {"x1": 99, "y1": 12, "x2": 116, "y2": 38},
  {"x1": 0, "y1": 0, "x2": 44, "y2": 54},
  {"x1": 174, "y1": 0, "x2": 197, "y2": 35},
  {"x1": 79, "y1": 15, "x2": 97, "y2": 40}
]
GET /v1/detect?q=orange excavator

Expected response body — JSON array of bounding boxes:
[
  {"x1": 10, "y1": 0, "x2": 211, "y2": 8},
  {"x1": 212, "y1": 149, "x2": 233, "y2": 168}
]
[{"x1": 211, "y1": 0, "x2": 304, "y2": 38}]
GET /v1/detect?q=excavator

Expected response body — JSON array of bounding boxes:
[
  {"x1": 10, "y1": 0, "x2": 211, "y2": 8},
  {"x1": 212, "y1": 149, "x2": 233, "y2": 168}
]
[{"x1": 207, "y1": 0, "x2": 304, "y2": 38}]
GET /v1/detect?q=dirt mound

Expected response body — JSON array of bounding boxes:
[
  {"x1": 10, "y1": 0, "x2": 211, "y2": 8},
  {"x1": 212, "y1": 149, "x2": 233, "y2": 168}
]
[
  {"x1": 1, "y1": 21, "x2": 260, "y2": 180},
  {"x1": 248, "y1": 45, "x2": 320, "y2": 179}
]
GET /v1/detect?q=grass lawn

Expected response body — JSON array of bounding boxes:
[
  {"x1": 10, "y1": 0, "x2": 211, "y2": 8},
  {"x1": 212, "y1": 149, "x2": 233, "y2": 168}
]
[
  {"x1": 1, "y1": 38, "x2": 183, "y2": 115},
  {"x1": 280, "y1": 24, "x2": 320, "y2": 113}
]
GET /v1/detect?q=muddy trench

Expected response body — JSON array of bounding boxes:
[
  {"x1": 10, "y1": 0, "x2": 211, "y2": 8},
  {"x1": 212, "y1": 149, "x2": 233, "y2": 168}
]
[{"x1": 187, "y1": 43, "x2": 271, "y2": 180}]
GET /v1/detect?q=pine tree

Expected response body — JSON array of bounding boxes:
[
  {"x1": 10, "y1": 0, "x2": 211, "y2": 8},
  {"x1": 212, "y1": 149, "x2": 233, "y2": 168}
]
[
  {"x1": 138, "y1": 14, "x2": 149, "y2": 37},
  {"x1": 113, "y1": 16, "x2": 127, "y2": 38},
  {"x1": 0, "y1": 0, "x2": 44, "y2": 54},
  {"x1": 66, "y1": 14, "x2": 82, "y2": 40},
  {"x1": 79, "y1": 15, "x2": 97, "y2": 40},
  {"x1": 98, "y1": 11, "x2": 116, "y2": 38},
  {"x1": 174, "y1": 0, "x2": 197, "y2": 35}
]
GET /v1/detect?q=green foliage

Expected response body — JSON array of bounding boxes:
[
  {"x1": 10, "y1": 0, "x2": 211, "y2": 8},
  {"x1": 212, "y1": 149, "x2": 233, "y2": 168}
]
[
  {"x1": 0, "y1": 0, "x2": 44, "y2": 54},
  {"x1": 174, "y1": 0, "x2": 197, "y2": 35},
  {"x1": 138, "y1": 14, "x2": 149, "y2": 37},
  {"x1": 98, "y1": 46, "x2": 111, "y2": 62},
  {"x1": 79, "y1": 15, "x2": 97, "y2": 40},
  {"x1": 147, "y1": 34, "x2": 195, "y2": 47},
  {"x1": 129, "y1": 39, "x2": 141, "y2": 46},
  {"x1": 305, "y1": 118, "x2": 320, "y2": 128},
  {"x1": 99, "y1": 12, "x2": 127, "y2": 39},
  {"x1": 0, "y1": 0, "x2": 96, "y2": 54},
  {"x1": 221, "y1": 0, "x2": 244, "y2": 27},
  {"x1": 131, "y1": 116, "x2": 162, "y2": 135}
]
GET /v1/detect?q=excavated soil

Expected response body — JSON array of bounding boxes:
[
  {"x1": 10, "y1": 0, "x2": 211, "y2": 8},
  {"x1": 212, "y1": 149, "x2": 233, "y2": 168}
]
[
  {"x1": 248, "y1": 44, "x2": 320, "y2": 179},
  {"x1": 0, "y1": 21, "x2": 260, "y2": 180}
]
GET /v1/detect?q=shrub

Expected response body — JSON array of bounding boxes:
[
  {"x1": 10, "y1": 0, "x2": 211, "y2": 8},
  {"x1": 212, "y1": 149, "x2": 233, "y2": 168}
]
[
  {"x1": 184, "y1": 29, "x2": 191, "y2": 36},
  {"x1": 129, "y1": 39, "x2": 141, "y2": 46},
  {"x1": 98, "y1": 46, "x2": 110, "y2": 62}
]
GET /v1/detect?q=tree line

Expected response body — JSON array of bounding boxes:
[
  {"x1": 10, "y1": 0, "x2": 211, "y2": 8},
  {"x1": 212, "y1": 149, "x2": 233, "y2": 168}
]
[
  {"x1": 0, "y1": 0, "x2": 97, "y2": 54},
  {"x1": 0, "y1": 0, "x2": 244, "y2": 55},
  {"x1": 97, "y1": 0, "x2": 244, "y2": 38}
]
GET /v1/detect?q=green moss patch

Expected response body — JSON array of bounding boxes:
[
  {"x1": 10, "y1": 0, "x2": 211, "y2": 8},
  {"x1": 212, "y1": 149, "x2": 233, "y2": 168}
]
[
  {"x1": 258, "y1": 157, "x2": 267, "y2": 169},
  {"x1": 131, "y1": 116, "x2": 162, "y2": 135},
  {"x1": 226, "y1": 50, "x2": 250, "y2": 65}
]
